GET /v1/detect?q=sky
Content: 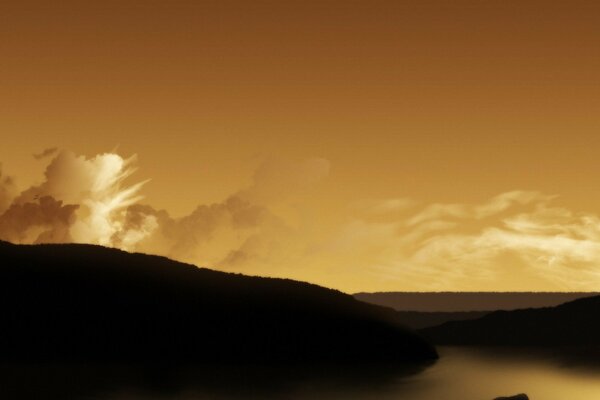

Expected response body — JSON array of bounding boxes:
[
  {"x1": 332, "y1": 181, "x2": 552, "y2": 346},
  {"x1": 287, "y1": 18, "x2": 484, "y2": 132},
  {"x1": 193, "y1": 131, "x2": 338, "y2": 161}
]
[{"x1": 1, "y1": 1, "x2": 600, "y2": 292}]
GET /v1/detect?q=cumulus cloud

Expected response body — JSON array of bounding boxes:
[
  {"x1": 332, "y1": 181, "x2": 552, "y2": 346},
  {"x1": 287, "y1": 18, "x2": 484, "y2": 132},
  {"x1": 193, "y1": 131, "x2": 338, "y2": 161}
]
[
  {"x1": 0, "y1": 196, "x2": 79, "y2": 244},
  {"x1": 0, "y1": 151, "x2": 329, "y2": 280},
  {"x1": 114, "y1": 195, "x2": 287, "y2": 269},
  {"x1": 112, "y1": 157, "x2": 325, "y2": 273},
  {"x1": 6, "y1": 151, "x2": 148, "y2": 247}
]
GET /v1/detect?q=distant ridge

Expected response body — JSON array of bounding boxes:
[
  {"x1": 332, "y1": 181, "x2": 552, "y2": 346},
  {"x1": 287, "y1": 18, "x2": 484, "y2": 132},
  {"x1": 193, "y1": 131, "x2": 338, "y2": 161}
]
[
  {"x1": 354, "y1": 292, "x2": 600, "y2": 312},
  {"x1": 421, "y1": 294, "x2": 600, "y2": 346},
  {"x1": 0, "y1": 241, "x2": 437, "y2": 364},
  {"x1": 394, "y1": 311, "x2": 490, "y2": 330}
]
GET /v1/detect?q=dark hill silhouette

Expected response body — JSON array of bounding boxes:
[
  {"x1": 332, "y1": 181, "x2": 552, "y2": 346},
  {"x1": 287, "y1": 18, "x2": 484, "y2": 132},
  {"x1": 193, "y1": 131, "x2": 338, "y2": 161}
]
[
  {"x1": 421, "y1": 295, "x2": 600, "y2": 346},
  {"x1": 395, "y1": 311, "x2": 490, "y2": 330},
  {"x1": 354, "y1": 291, "x2": 599, "y2": 312},
  {"x1": 0, "y1": 241, "x2": 436, "y2": 364}
]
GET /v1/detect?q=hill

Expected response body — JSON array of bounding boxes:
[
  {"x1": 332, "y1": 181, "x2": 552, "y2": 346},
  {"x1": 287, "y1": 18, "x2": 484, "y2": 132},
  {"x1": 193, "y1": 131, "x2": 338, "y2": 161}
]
[
  {"x1": 421, "y1": 295, "x2": 600, "y2": 346},
  {"x1": 354, "y1": 292, "x2": 599, "y2": 312},
  {"x1": 395, "y1": 311, "x2": 490, "y2": 330},
  {"x1": 0, "y1": 241, "x2": 436, "y2": 363}
]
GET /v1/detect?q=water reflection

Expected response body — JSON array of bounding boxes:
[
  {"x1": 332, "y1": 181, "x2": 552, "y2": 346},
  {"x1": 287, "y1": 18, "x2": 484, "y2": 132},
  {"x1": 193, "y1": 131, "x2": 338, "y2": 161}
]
[
  {"x1": 3, "y1": 348, "x2": 600, "y2": 400},
  {"x1": 407, "y1": 347, "x2": 600, "y2": 400}
]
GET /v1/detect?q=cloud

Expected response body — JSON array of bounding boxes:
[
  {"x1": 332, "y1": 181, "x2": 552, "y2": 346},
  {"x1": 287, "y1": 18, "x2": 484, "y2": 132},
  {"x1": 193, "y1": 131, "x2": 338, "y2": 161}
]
[
  {"x1": 116, "y1": 195, "x2": 286, "y2": 267},
  {"x1": 473, "y1": 191, "x2": 556, "y2": 219},
  {"x1": 112, "y1": 158, "x2": 321, "y2": 273},
  {"x1": 4, "y1": 149, "x2": 600, "y2": 292},
  {"x1": 0, "y1": 164, "x2": 17, "y2": 214},
  {"x1": 0, "y1": 196, "x2": 79, "y2": 244},
  {"x1": 331, "y1": 191, "x2": 600, "y2": 291},
  {"x1": 33, "y1": 147, "x2": 58, "y2": 160},
  {"x1": 407, "y1": 203, "x2": 469, "y2": 226},
  {"x1": 236, "y1": 157, "x2": 330, "y2": 204},
  {"x1": 9, "y1": 150, "x2": 149, "y2": 247},
  {"x1": 0, "y1": 151, "x2": 329, "y2": 282},
  {"x1": 405, "y1": 191, "x2": 551, "y2": 226},
  {"x1": 352, "y1": 198, "x2": 415, "y2": 216}
]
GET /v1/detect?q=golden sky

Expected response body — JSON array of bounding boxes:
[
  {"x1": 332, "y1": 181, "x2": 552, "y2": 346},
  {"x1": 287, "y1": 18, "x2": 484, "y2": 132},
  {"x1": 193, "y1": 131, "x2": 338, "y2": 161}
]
[{"x1": 1, "y1": 1, "x2": 600, "y2": 292}]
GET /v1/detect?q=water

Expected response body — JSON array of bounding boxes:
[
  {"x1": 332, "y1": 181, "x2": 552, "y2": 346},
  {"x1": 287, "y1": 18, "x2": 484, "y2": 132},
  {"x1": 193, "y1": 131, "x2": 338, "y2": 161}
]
[{"x1": 3, "y1": 347, "x2": 600, "y2": 399}]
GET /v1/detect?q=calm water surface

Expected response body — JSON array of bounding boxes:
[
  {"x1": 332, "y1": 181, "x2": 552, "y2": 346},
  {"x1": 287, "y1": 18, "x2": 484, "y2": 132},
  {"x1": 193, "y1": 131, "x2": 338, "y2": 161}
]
[{"x1": 4, "y1": 347, "x2": 600, "y2": 399}]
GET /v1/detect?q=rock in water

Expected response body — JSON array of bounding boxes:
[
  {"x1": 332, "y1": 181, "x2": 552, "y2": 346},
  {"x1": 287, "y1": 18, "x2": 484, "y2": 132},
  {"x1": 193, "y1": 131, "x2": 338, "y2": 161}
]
[{"x1": 494, "y1": 394, "x2": 529, "y2": 400}]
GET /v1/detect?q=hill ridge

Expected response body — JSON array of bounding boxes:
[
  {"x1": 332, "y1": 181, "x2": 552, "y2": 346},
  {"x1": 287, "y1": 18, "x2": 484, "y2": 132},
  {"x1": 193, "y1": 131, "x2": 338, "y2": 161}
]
[
  {"x1": 0, "y1": 240, "x2": 437, "y2": 363},
  {"x1": 421, "y1": 294, "x2": 600, "y2": 346}
]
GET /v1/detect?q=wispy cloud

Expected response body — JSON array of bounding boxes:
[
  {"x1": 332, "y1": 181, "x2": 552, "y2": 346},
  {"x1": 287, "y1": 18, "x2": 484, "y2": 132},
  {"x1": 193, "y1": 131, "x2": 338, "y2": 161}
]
[{"x1": 328, "y1": 191, "x2": 600, "y2": 291}]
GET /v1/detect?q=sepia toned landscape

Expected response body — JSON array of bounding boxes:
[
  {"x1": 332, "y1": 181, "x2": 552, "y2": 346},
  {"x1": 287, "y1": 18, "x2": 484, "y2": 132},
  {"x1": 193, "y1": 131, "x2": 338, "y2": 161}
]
[{"x1": 2, "y1": 1, "x2": 600, "y2": 399}]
